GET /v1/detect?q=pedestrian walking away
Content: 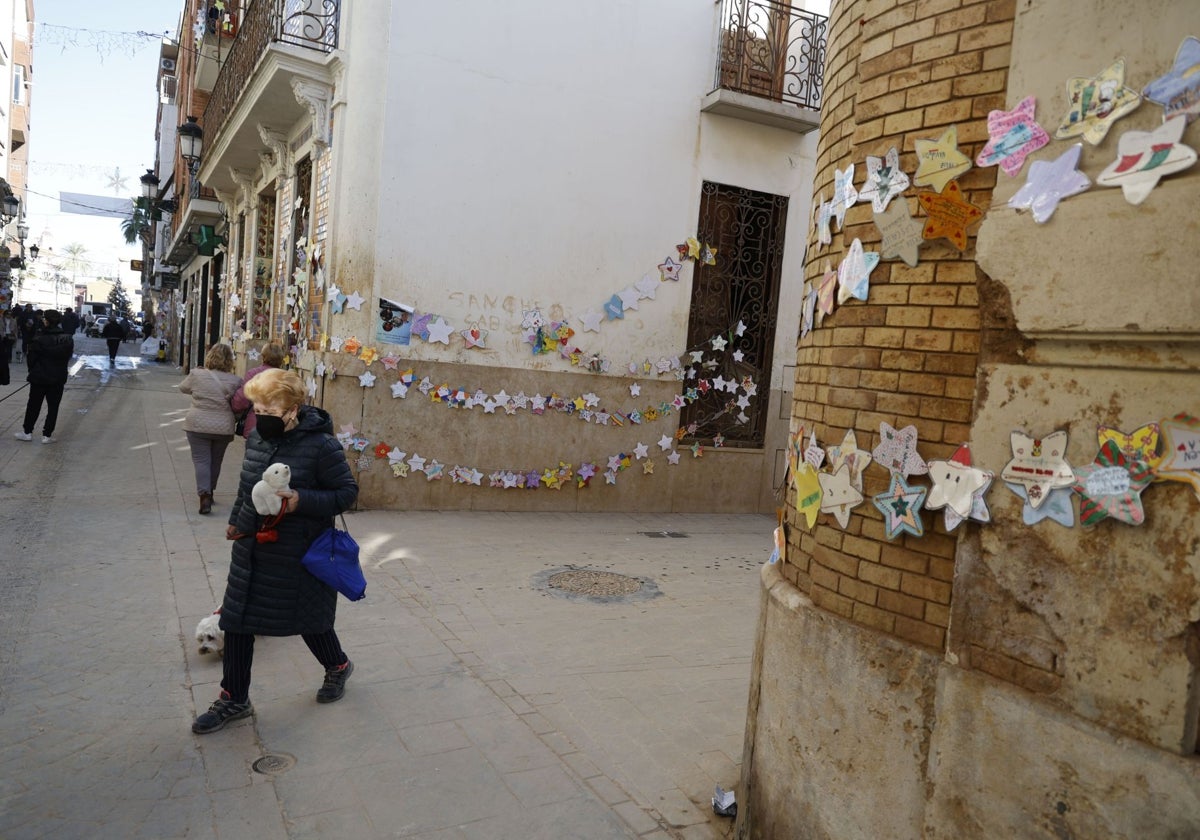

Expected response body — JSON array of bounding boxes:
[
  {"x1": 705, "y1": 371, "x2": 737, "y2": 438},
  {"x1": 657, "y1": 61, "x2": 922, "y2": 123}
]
[
  {"x1": 193, "y1": 368, "x2": 359, "y2": 734},
  {"x1": 60, "y1": 307, "x2": 80, "y2": 337},
  {"x1": 101, "y1": 316, "x2": 125, "y2": 365},
  {"x1": 14, "y1": 309, "x2": 74, "y2": 444},
  {"x1": 178, "y1": 343, "x2": 242, "y2": 515},
  {"x1": 0, "y1": 307, "x2": 17, "y2": 385},
  {"x1": 17, "y1": 303, "x2": 37, "y2": 361},
  {"x1": 229, "y1": 341, "x2": 286, "y2": 439}
]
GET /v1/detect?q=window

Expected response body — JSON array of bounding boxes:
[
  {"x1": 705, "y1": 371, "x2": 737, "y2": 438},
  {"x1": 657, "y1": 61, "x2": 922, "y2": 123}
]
[
  {"x1": 12, "y1": 65, "x2": 24, "y2": 104},
  {"x1": 680, "y1": 181, "x2": 787, "y2": 448}
]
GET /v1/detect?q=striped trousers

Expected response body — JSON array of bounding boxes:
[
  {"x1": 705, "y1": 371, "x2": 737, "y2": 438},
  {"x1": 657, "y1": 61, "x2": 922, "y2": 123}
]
[{"x1": 220, "y1": 630, "x2": 346, "y2": 703}]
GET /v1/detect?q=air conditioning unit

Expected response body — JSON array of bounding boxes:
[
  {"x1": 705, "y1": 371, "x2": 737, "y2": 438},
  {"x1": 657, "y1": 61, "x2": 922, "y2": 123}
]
[{"x1": 160, "y1": 57, "x2": 177, "y2": 73}]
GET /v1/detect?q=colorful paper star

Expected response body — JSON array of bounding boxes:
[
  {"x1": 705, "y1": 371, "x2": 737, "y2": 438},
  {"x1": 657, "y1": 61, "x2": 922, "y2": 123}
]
[
  {"x1": 1143, "y1": 37, "x2": 1200, "y2": 123},
  {"x1": 859, "y1": 147, "x2": 910, "y2": 212},
  {"x1": 1005, "y1": 483, "x2": 1075, "y2": 528},
  {"x1": 643, "y1": 459, "x2": 654, "y2": 474},
  {"x1": 306, "y1": 378, "x2": 317, "y2": 398},
  {"x1": 874, "y1": 201, "x2": 924, "y2": 267},
  {"x1": 1097, "y1": 423, "x2": 1163, "y2": 473},
  {"x1": 691, "y1": 442, "x2": 703, "y2": 458},
  {"x1": 872, "y1": 423, "x2": 928, "y2": 478},
  {"x1": 819, "y1": 464, "x2": 863, "y2": 529},
  {"x1": 381, "y1": 353, "x2": 400, "y2": 371},
  {"x1": 1055, "y1": 58, "x2": 1142, "y2": 145},
  {"x1": 391, "y1": 462, "x2": 409, "y2": 478},
  {"x1": 604, "y1": 295, "x2": 625, "y2": 320},
  {"x1": 460, "y1": 327, "x2": 487, "y2": 349},
  {"x1": 804, "y1": 431, "x2": 825, "y2": 469},
  {"x1": 1007, "y1": 143, "x2": 1091, "y2": 223},
  {"x1": 800, "y1": 283, "x2": 816, "y2": 339},
  {"x1": 359, "y1": 347, "x2": 379, "y2": 366},
  {"x1": 794, "y1": 463, "x2": 823, "y2": 529},
  {"x1": 700, "y1": 244, "x2": 717, "y2": 265},
  {"x1": 1096, "y1": 115, "x2": 1197, "y2": 205},
  {"x1": 343, "y1": 336, "x2": 362, "y2": 356},
  {"x1": 658, "y1": 258, "x2": 681, "y2": 282},
  {"x1": 345, "y1": 291, "x2": 366, "y2": 311},
  {"x1": 873, "y1": 474, "x2": 928, "y2": 539},
  {"x1": 424, "y1": 461, "x2": 444, "y2": 481},
  {"x1": 917, "y1": 180, "x2": 983, "y2": 251},
  {"x1": 325, "y1": 284, "x2": 342, "y2": 303},
  {"x1": 815, "y1": 195, "x2": 833, "y2": 247},
  {"x1": 925, "y1": 444, "x2": 989, "y2": 519},
  {"x1": 1156, "y1": 413, "x2": 1200, "y2": 500},
  {"x1": 425, "y1": 317, "x2": 454, "y2": 344},
  {"x1": 836, "y1": 238, "x2": 881, "y2": 304},
  {"x1": 942, "y1": 469, "x2": 993, "y2": 532},
  {"x1": 816, "y1": 260, "x2": 838, "y2": 319},
  {"x1": 1000, "y1": 430, "x2": 1075, "y2": 510},
  {"x1": 975, "y1": 95, "x2": 1050, "y2": 176},
  {"x1": 1072, "y1": 439, "x2": 1153, "y2": 526},
  {"x1": 826, "y1": 429, "x2": 872, "y2": 492},
  {"x1": 913, "y1": 125, "x2": 972, "y2": 192},
  {"x1": 330, "y1": 293, "x2": 347, "y2": 314},
  {"x1": 831, "y1": 164, "x2": 858, "y2": 229}
]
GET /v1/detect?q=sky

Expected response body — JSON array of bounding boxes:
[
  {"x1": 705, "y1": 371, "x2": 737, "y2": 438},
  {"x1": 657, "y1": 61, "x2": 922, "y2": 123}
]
[{"x1": 24, "y1": 0, "x2": 182, "y2": 294}]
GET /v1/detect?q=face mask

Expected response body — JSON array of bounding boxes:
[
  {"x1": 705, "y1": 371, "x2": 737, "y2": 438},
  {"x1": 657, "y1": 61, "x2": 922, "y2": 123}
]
[{"x1": 257, "y1": 414, "x2": 288, "y2": 440}]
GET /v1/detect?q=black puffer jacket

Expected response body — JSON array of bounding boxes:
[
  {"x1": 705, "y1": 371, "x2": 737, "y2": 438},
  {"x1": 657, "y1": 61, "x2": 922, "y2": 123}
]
[
  {"x1": 220, "y1": 405, "x2": 358, "y2": 636},
  {"x1": 26, "y1": 326, "x2": 74, "y2": 385}
]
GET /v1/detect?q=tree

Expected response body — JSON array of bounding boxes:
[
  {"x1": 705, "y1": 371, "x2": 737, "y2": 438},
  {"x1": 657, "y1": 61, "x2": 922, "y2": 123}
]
[
  {"x1": 107, "y1": 277, "x2": 132, "y2": 318},
  {"x1": 60, "y1": 242, "x2": 89, "y2": 279},
  {"x1": 121, "y1": 197, "x2": 152, "y2": 245}
]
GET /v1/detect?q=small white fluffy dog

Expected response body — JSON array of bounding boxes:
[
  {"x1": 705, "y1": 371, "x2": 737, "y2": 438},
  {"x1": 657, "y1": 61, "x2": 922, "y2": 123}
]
[
  {"x1": 195, "y1": 609, "x2": 225, "y2": 657},
  {"x1": 252, "y1": 462, "x2": 292, "y2": 516}
]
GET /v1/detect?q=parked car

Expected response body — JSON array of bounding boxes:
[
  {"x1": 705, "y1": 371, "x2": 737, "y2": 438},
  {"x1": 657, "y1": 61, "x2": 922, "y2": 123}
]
[{"x1": 86, "y1": 316, "x2": 110, "y2": 338}]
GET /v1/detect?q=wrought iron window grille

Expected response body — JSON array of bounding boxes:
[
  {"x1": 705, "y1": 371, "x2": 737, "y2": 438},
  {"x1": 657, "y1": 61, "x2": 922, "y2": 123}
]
[{"x1": 713, "y1": 0, "x2": 828, "y2": 111}]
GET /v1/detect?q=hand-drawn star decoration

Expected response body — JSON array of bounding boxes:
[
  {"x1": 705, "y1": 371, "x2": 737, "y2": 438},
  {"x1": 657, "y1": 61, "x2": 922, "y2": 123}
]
[
  {"x1": 975, "y1": 95, "x2": 1050, "y2": 176},
  {"x1": 1005, "y1": 482, "x2": 1075, "y2": 528},
  {"x1": 345, "y1": 291, "x2": 366, "y2": 311},
  {"x1": 836, "y1": 238, "x2": 881, "y2": 304},
  {"x1": 1096, "y1": 115, "x2": 1198, "y2": 205},
  {"x1": 872, "y1": 422, "x2": 928, "y2": 478},
  {"x1": 925, "y1": 444, "x2": 989, "y2": 520},
  {"x1": 873, "y1": 202, "x2": 925, "y2": 267},
  {"x1": 816, "y1": 260, "x2": 838, "y2": 319},
  {"x1": 1007, "y1": 143, "x2": 1091, "y2": 224},
  {"x1": 831, "y1": 164, "x2": 858, "y2": 229},
  {"x1": 1153, "y1": 413, "x2": 1200, "y2": 501},
  {"x1": 425, "y1": 317, "x2": 454, "y2": 344},
  {"x1": 1000, "y1": 430, "x2": 1075, "y2": 510},
  {"x1": 460, "y1": 327, "x2": 487, "y2": 349},
  {"x1": 604, "y1": 294, "x2": 625, "y2": 320},
  {"x1": 1072, "y1": 439, "x2": 1153, "y2": 526},
  {"x1": 667, "y1": 450, "x2": 681, "y2": 465},
  {"x1": 917, "y1": 180, "x2": 983, "y2": 251},
  {"x1": 389, "y1": 380, "x2": 408, "y2": 399},
  {"x1": 1143, "y1": 37, "x2": 1200, "y2": 123},
  {"x1": 858, "y1": 147, "x2": 910, "y2": 212},
  {"x1": 794, "y1": 462, "x2": 823, "y2": 529},
  {"x1": 407, "y1": 453, "x2": 426, "y2": 474},
  {"x1": 306, "y1": 378, "x2": 318, "y2": 398},
  {"x1": 826, "y1": 428, "x2": 873, "y2": 492},
  {"x1": 873, "y1": 474, "x2": 928, "y2": 539},
  {"x1": 658, "y1": 258, "x2": 682, "y2": 282},
  {"x1": 1055, "y1": 57, "x2": 1142, "y2": 145},
  {"x1": 818, "y1": 464, "x2": 862, "y2": 529},
  {"x1": 815, "y1": 194, "x2": 833, "y2": 247},
  {"x1": 1097, "y1": 422, "x2": 1163, "y2": 473},
  {"x1": 913, "y1": 125, "x2": 972, "y2": 192}
]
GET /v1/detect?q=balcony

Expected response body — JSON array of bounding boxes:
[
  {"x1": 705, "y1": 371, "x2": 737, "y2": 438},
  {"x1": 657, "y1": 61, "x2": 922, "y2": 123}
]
[
  {"x1": 702, "y1": 0, "x2": 828, "y2": 134},
  {"x1": 193, "y1": 6, "x2": 240, "y2": 93},
  {"x1": 198, "y1": 0, "x2": 340, "y2": 194}
]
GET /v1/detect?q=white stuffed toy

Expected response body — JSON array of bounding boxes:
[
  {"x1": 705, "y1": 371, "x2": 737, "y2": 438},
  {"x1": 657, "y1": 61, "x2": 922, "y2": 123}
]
[{"x1": 251, "y1": 462, "x2": 292, "y2": 516}]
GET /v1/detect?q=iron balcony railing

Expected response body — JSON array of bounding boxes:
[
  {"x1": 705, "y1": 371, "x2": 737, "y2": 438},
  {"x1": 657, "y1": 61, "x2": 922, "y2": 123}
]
[
  {"x1": 714, "y1": 0, "x2": 828, "y2": 110},
  {"x1": 203, "y1": 0, "x2": 341, "y2": 150}
]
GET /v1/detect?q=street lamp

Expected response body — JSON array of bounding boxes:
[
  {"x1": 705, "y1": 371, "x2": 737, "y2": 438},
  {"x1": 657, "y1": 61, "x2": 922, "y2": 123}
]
[
  {"x1": 179, "y1": 116, "x2": 203, "y2": 163},
  {"x1": 1, "y1": 193, "x2": 18, "y2": 221},
  {"x1": 28, "y1": 243, "x2": 38, "y2": 261},
  {"x1": 140, "y1": 168, "x2": 160, "y2": 199}
]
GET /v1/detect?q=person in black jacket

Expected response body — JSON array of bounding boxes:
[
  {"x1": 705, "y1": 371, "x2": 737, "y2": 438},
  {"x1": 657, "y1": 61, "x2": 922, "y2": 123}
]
[
  {"x1": 193, "y1": 368, "x2": 359, "y2": 734},
  {"x1": 14, "y1": 309, "x2": 74, "y2": 443},
  {"x1": 101, "y1": 317, "x2": 125, "y2": 365}
]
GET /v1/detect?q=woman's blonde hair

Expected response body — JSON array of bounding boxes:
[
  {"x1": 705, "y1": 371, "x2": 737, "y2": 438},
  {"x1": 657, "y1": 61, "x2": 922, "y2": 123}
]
[
  {"x1": 261, "y1": 342, "x2": 286, "y2": 368},
  {"x1": 244, "y1": 368, "x2": 306, "y2": 409},
  {"x1": 204, "y1": 343, "x2": 235, "y2": 372}
]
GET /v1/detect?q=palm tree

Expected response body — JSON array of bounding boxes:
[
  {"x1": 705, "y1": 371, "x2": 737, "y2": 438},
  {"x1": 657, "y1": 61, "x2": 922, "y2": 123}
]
[
  {"x1": 61, "y1": 242, "x2": 89, "y2": 278},
  {"x1": 120, "y1": 198, "x2": 152, "y2": 245}
]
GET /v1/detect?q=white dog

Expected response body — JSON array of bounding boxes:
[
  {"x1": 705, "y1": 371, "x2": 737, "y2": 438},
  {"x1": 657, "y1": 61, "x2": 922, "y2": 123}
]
[
  {"x1": 195, "y1": 609, "x2": 224, "y2": 657},
  {"x1": 252, "y1": 462, "x2": 292, "y2": 516}
]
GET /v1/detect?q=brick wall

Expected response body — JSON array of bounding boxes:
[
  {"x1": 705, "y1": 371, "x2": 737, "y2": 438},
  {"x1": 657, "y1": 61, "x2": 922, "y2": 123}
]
[{"x1": 783, "y1": 0, "x2": 1015, "y2": 650}]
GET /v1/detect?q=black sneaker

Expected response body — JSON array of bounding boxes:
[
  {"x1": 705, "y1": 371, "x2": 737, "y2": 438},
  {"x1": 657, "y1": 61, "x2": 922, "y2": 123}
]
[
  {"x1": 192, "y1": 690, "x2": 253, "y2": 734},
  {"x1": 316, "y1": 660, "x2": 354, "y2": 704}
]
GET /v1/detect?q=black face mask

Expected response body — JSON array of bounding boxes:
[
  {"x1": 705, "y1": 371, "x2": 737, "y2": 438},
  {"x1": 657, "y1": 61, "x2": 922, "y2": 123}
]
[{"x1": 257, "y1": 414, "x2": 288, "y2": 440}]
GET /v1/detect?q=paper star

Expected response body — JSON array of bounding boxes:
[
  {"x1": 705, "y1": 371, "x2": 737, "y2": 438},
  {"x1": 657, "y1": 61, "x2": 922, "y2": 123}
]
[
  {"x1": 819, "y1": 464, "x2": 864, "y2": 529},
  {"x1": 380, "y1": 353, "x2": 400, "y2": 371},
  {"x1": 658, "y1": 257, "x2": 682, "y2": 281},
  {"x1": 386, "y1": 447, "x2": 406, "y2": 465},
  {"x1": 975, "y1": 96, "x2": 1050, "y2": 176},
  {"x1": 831, "y1": 164, "x2": 858, "y2": 229},
  {"x1": 306, "y1": 378, "x2": 318, "y2": 398},
  {"x1": 467, "y1": 468, "x2": 483, "y2": 486},
  {"x1": 874, "y1": 201, "x2": 924, "y2": 267},
  {"x1": 359, "y1": 347, "x2": 379, "y2": 366},
  {"x1": 247, "y1": 348, "x2": 261, "y2": 361},
  {"x1": 425, "y1": 461, "x2": 444, "y2": 481},
  {"x1": 942, "y1": 469, "x2": 993, "y2": 532},
  {"x1": 580, "y1": 310, "x2": 604, "y2": 333},
  {"x1": 711, "y1": 335, "x2": 728, "y2": 352},
  {"x1": 407, "y1": 453, "x2": 426, "y2": 474},
  {"x1": 836, "y1": 238, "x2": 881, "y2": 304},
  {"x1": 925, "y1": 444, "x2": 989, "y2": 519},
  {"x1": 339, "y1": 423, "x2": 358, "y2": 437},
  {"x1": 1096, "y1": 116, "x2": 1197, "y2": 205},
  {"x1": 650, "y1": 434, "x2": 671, "y2": 453},
  {"x1": 492, "y1": 389, "x2": 511, "y2": 405},
  {"x1": 794, "y1": 463, "x2": 823, "y2": 529},
  {"x1": 700, "y1": 244, "x2": 717, "y2": 265},
  {"x1": 917, "y1": 180, "x2": 983, "y2": 251},
  {"x1": 826, "y1": 429, "x2": 872, "y2": 492},
  {"x1": 632, "y1": 442, "x2": 649, "y2": 460},
  {"x1": 345, "y1": 291, "x2": 366, "y2": 311},
  {"x1": 390, "y1": 381, "x2": 409, "y2": 399},
  {"x1": 671, "y1": 395, "x2": 686, "y2": 409},
  {"x1": 913, "y1": 125, "x2": 972, "y2": 192},
  {"x1": 316, "y1": 361, "x2": 327, "y2": 378},
  {"x1": 343, "y1": 336, "x2": 362, "y2": 356},
  {"x1": 815, "y1": 195, "x2": 833, "y2": 247},
  {"x1": 732, "y1": 350, "x2": 745, "y2": 363},
  {"x1": 816, "y1": 260, "x2": 838, "y2": 319},
  {"x1": 502, "y1": 472, "x2": 520, "y2": 489},
  {"x1": 1000, "y1": 430, "x2": 1075, "y2": 510},
  {"x1": 328, "y1": 335, "x2": 345, "y2": 352},
  {"x1": 604, "y1": 294, "x2": 625, "y2": 320},
  {"x1": 1055, "y1": 58, "x2": 1142, "y2": 145},
  {"x1": 713, "y1": 434, "x2": 726, "y2": 448},
  {"x1": 618, "y1": 286, "x2": 641, "y2": 312},
  {"x1": 872, "y1": 423, "x2": 928, "y2": 478},
  {"x1": 1155, "y1": 413, "x2": 1200, "y2": 501},
  {"x1": 530, "y1": 394, "x2": 547, "y2": 413},
  {"x1": 604, "y1": 470, "x2": 617, "y2": 485},
  {"x1": 425, "y1": 317, "x2": 454, "y2": 344},
  {"x1": 326, "y1": 284, "x2": 342, "y2": 303},
  {"x1": 667, "y1": 450, "x2": 681, "y2": 465},
  {"x1": 582, "y1": 392, "x2": 600, "y2": 407},
  {"x1": 629, "y1": 383, "x2": 640, "y2": 397},
  {"x1": 691, "y1": 442, "x2": 703, "y2": 458},
  {"x1": 417, "y1": 377, "x2": 433, "y2": 395},
  {"x1": 391, "y1": 462, "x2": 409, "y2": 478},
  {"x1": 800, "y1": 284, "x2": 816, "y2": 339},
  {"x1": 1097, "y1": 423, "x2": 1163, "y2": 473},
  {"x1": 873, "y1": 474, "x2": 928, "y2": 539},
  {"x1": 460, "y1": 327, "x2": 487, "y2": 348},
  {"x1": 1005, "y1": 482, "x2": 1075, "y2": 528},
  {"x1": 1007, "y1": 143, "x2": 1092, "y2": 223},
  {"x1": 804, "y1": 431, "x2": 824, "y2": 469},
  {"x1": 635, "y1": 273, "x2": 660, "y2": 300},
  {"x1": 683, "y1": 237, "x2": 702, "y2": 260},
  {"x1": 355, "y1": 455, "x2": 372, "y2": 472},
  {"x1": 1072, "y1": 439, "x2": 1153, "y2": 526},
  {"x1": 524, "y1": 470, "x2": 541, "y2": 489},
  {"x1": 859, "y1": 147, "x2": 910, "y2": 212},
  {"x1": 480, "y1": 398, "x2": 497, "y2": 414},
  {"x1": 1144, "y1": 37, "x2": 1200, "y2": 123}
]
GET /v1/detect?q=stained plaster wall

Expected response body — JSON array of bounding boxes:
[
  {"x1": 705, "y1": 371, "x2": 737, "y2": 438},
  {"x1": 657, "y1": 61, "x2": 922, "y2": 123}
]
[
  {"x1": 739, "y1": 0, "x2": 1200, "y2": 837},
  {"x1": 312, "y1": 0, "x2": 821, "y2": 512}
]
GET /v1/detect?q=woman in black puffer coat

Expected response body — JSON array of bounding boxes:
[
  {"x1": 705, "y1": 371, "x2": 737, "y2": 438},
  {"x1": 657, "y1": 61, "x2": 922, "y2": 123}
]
[{"x1": 193, "y1": 368, "x2": 359, "y2": 735}]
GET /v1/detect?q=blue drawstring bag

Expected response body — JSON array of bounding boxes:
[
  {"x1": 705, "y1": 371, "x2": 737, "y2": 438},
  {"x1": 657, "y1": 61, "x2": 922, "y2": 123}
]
[{"x1": 301, "y1": 515, "x2": 367, "y2": 601}]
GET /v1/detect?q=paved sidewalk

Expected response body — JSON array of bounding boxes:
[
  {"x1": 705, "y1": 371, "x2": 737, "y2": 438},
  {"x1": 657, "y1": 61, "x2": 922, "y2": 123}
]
[{"x1": 0, "y1": 338, "x2": 770, "y2": 839}]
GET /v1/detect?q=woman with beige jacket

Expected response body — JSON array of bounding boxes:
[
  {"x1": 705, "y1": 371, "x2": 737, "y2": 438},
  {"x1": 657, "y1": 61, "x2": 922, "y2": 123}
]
[{"x1": 179, "y1": 344, "x2": 243, "y2": 514}]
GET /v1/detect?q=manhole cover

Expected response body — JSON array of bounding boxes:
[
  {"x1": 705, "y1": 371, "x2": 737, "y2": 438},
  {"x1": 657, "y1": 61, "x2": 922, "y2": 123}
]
[
  {"x1": 640, "y1": 531, "x2": 689, "y2": 538},
  {"x1": 547, "y1": 570, "x2": 643, "y2": 597},
  {"x1": 252, "y1": 753, "x2": 296, "y2": 775}
]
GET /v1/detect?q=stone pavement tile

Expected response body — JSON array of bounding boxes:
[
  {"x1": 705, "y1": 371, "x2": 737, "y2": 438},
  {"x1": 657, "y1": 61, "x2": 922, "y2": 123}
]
[
  {"x1": 137, "y1": 795, "x2": 218, "y2": 840},
  {"x1": 651, "y1": 786, "x2": 709, "y2": 828},
  {"x1": 367, "y1": 669, "x2": 506, "y2": 730},
  {"x1": 560, "y1": 750, "x2": 602, "y2": 780},
  {"x1": 399, "y1": 720, "x2": 472, "y2": 757},
  {"x1": 277, "y1": 770, "x2": 365, "y2": 819},
  {"x1": 348, "y1": 747, "x2": 522, "y2": 836},
  {"x1": 289, "y1": 808, "x2": 380, "y2": 840},
  {"x1": 210, "y1": 781, "x2": 290, "y2": 840},
  {"x1": 455, "y1": 712, "x2": 559, "y2": 773},
  {"x1": 586, "y1": 774, "x2": 632, "y2": 805},
  {"x1": 678, "y1": 823, "x2": 729, "y2": 839},
  {"x1": 519, "y1": 710, "x2": 556, "y2": 735},
  {"x1": 407, "y1": 651, "x2": 464, "y2": 676},
  {"x1": 611, "y1": 800, "x2": 663, "y2": 835},
  {"x1": 456, "y1": 796, "x2": 637, "y2": 840},
  {"x1": 501, "y1": 764, "x2": 583, "y2": 808},
  {"x1": 193, "y1": 724, "x2": 265, "y2": 792},
  {"x1": 257, "y1": 696, "x2": 403, "y2": 777}
]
